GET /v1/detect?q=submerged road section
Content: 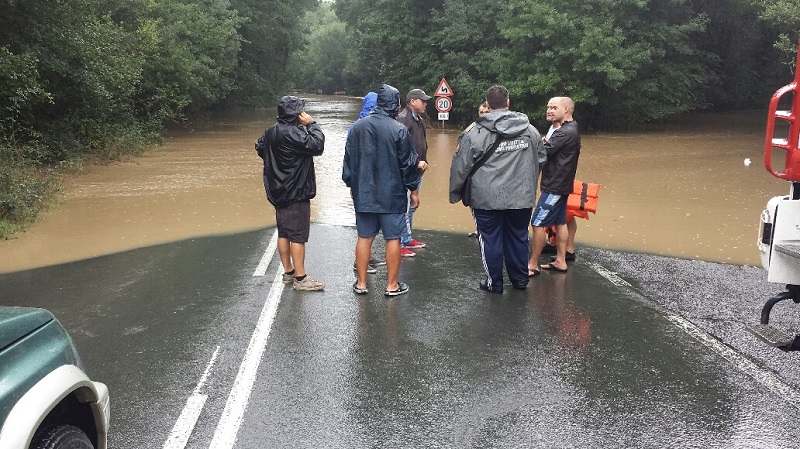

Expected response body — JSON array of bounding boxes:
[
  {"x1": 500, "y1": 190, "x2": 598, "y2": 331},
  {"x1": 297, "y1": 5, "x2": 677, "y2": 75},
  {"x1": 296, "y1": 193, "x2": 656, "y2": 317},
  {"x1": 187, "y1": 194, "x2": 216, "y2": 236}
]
[{"x1": 1, "y1": 224, "x2": 799, "y2": 448}]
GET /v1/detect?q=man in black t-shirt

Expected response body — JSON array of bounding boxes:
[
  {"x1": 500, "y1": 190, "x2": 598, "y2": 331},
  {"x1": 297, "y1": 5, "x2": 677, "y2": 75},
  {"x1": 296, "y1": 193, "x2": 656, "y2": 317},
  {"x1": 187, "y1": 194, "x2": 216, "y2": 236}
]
[{"x1": 528, "y1": 97, "x2": 581, "y2": 276}]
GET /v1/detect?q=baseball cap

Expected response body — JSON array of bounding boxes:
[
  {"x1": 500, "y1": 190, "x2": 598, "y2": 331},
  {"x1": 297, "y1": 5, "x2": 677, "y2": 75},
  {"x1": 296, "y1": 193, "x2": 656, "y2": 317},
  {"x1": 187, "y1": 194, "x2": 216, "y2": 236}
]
[{"x1": 406, "y1": 89, "x2": 432, "y2": 101}]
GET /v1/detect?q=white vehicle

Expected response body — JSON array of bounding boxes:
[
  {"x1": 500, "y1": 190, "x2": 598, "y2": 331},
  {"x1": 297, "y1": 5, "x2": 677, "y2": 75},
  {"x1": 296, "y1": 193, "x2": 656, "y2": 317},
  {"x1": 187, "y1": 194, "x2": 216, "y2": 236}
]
[{"x1": 748, "y1": 39, "x2": 800, "y2": 351}]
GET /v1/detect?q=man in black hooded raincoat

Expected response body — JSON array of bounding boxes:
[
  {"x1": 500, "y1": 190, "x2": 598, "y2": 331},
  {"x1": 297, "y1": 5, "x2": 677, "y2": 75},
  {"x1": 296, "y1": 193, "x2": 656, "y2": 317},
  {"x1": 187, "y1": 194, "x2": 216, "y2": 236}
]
[{"x1": 256, "y1": 95, "x2": 325, "y2": 291}]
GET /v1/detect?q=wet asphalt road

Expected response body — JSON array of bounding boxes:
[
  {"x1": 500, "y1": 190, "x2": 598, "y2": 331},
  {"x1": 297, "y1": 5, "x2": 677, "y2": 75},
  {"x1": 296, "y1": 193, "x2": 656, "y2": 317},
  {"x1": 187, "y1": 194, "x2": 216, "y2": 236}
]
[{"x1": 2, "y1": 224, "x2": 800, "y2": 448}]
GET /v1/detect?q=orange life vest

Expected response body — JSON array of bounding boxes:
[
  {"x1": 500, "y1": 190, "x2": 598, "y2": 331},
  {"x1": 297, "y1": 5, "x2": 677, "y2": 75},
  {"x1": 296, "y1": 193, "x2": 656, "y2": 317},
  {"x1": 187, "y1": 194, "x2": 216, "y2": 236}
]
[
  {"x1": 567, "y1": 180, "x2": 600, "y2": 216},
  {"x1": 546, "y1": 180, "x2": 601, "y2": 244}
]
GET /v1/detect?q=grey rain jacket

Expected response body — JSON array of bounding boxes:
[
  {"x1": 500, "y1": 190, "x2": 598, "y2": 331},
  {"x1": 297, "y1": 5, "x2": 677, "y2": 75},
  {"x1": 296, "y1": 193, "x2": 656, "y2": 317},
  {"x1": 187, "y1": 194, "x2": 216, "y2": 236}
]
[
  {"x1": 343, "y1": 84, "x2": 421, "y2": 214},
  {"x1": 255, "y1": 96, "x2": 325, "y2": 208},
  {"x1": 449, "y1": 109, "x2": 546, "y2": 210}
]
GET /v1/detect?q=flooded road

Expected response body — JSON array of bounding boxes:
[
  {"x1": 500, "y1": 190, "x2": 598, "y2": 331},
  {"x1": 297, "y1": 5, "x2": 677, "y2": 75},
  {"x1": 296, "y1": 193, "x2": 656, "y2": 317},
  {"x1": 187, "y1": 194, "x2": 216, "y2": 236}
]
[{"x1": 0, "y1": 95, "x2": 788, "y2": 272}]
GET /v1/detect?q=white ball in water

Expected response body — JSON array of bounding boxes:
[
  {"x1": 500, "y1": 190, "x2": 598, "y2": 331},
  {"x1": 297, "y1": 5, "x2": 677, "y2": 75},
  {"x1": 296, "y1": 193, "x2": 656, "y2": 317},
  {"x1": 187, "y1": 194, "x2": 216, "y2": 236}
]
[{"x1": 744, "y1": 158, "x2": 752, "y2": 166}]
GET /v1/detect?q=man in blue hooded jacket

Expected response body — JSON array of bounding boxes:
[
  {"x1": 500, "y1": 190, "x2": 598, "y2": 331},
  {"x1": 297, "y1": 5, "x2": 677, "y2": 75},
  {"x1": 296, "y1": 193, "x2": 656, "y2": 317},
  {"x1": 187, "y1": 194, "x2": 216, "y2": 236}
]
[
  {"x1": 256, "y1": 95, "x2": 325, "y2": 291},
  {"x1": 343, "y1": 84, "x2": 421, "y2": 297}
]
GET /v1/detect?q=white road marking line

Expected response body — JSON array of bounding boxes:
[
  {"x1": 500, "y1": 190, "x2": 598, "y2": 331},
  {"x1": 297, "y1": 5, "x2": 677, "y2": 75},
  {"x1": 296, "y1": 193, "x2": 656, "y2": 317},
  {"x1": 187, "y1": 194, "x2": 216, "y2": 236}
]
[
  {"x1": 665, "y1": 313, "x2": 800, "y2": 410},
  {"x1": 162, "y1": 346, "x2": 221, "y2": 449},
  {"x1": 209, "y1": 265, "x2": 285, "y2": 449},
  {"x1": 590, "y1": 262, "x2": 800, "y2": 411},
  {"x1": 587, "y1": 262, "x2": 632, "y2": 288},
  {"x1": 253, "y1": 232, "x2": 279, "y2": 277}
]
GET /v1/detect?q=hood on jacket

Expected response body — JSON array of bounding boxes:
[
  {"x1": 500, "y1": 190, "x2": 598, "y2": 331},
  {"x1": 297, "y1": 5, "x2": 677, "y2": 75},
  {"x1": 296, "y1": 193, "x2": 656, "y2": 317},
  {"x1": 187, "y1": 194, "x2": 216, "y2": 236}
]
[
  {"x1": 476, "y1": 109, "x2": 531, "y2": 138},
  {"x1": 375, "y1": 84, "x2": 400, "y2": 118},
  {"x1": 278, "y1": 95, "x2": 305, "y2": 123},
  {"x1": 359, "y1": 92, "x2": 378, "y2": 119}
]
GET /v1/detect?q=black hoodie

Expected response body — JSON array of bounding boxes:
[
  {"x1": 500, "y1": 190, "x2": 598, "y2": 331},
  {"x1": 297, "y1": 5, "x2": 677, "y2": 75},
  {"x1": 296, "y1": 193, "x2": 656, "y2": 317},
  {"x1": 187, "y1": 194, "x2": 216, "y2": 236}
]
[{"x1": 255, "y1": 96, "x2": 325, "y2": 208}]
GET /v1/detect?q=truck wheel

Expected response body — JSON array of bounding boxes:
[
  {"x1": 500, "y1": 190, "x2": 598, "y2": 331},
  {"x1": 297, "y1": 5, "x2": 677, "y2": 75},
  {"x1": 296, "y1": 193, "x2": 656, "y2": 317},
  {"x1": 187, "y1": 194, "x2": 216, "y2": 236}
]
[{"x1": 30, "y1": 424, "x2": 94, "y2": 449}]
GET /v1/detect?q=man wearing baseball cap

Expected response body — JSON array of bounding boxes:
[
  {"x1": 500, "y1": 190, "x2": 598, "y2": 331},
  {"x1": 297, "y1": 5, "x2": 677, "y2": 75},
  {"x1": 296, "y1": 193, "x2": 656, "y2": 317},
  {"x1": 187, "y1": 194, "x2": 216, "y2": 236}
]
[{"x1": 396, "y1": 88, "x2": 432, "y2": 257}]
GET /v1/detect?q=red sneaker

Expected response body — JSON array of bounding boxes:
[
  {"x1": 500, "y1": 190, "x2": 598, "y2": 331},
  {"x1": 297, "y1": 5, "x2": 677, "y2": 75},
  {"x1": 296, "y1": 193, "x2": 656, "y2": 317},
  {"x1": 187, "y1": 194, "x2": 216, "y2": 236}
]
[
  {"x1": 400, "y1": 247, "x2": 416, "y2": 257},
  {"x1": 406, "y1": 239, "x2": 426, "y2": 249}
]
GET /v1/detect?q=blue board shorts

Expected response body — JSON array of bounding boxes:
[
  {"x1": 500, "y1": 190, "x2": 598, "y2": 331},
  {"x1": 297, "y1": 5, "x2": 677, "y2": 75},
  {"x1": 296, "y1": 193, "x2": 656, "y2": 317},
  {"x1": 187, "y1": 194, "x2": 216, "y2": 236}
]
[
  {"x1": 531, "y1": 192, "x2": 568, "y2": 228},
  {"x1": 355, "y1": 212, "x2": 406, "y2": 240}
]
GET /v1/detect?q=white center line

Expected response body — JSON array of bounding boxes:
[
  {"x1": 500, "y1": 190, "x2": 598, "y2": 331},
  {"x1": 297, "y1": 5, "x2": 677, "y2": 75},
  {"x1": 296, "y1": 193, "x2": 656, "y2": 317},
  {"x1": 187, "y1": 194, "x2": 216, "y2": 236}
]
[
  {"x1": 163, "y1": 346, "x2": 221, "y2": 449},
  {"x1": 210, "y1": 237, "x2": 284, "y2": 448}
]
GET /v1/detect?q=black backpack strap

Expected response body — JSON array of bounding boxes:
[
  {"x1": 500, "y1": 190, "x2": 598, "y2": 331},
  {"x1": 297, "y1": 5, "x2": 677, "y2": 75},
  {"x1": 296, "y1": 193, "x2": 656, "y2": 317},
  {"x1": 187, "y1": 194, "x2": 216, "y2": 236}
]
[{"x1": 467, "y1": 133, "x2": 504, "y2": 178}]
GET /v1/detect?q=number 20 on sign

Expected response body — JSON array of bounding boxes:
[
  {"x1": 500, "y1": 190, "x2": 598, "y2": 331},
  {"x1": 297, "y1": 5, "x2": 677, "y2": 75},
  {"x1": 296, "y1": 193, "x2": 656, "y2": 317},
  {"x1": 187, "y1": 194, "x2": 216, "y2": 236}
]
[{"x1": 435, "y1": 96, "x2": 452, "y2": 113}]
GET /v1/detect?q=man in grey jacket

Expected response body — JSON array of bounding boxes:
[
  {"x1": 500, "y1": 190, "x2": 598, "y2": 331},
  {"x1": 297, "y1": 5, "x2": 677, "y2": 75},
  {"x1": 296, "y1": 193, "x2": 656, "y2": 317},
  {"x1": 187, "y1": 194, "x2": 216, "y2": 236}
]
[{"x1": 449, "y1": 85, "x2": 546, "y2": 293}]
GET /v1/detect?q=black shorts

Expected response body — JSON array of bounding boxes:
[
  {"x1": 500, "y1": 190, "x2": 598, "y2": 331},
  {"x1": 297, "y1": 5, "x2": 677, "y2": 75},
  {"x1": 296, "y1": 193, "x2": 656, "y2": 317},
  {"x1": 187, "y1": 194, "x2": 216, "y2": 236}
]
[{"x1": 275, "y1": 200, "x2": 311, "y2": 242}]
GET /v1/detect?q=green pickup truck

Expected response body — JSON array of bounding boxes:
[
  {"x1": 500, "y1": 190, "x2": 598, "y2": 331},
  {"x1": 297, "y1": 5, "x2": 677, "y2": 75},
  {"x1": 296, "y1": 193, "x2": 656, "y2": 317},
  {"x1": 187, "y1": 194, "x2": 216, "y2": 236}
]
[{"x1": 0, "y1": 307, "x2": 109, "y2": 449}]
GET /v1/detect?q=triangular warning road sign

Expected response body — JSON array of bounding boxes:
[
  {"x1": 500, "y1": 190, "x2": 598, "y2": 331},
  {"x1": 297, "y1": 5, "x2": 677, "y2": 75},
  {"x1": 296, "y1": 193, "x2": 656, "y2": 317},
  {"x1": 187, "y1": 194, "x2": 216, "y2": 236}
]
[{"x1": 435, "y1": 78, "x2": 454, "y2": 97}]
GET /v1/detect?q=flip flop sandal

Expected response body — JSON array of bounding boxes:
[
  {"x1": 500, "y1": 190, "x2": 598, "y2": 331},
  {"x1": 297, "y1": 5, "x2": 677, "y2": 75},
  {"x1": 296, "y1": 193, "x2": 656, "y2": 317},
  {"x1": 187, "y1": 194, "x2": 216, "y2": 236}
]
[
  {"x1": 528, "y1": 269, "x2": 541, "y2": 277},
  {"x1": 353, "y1": 282, "x2": 368, "y2": 294},
  {"x1": 541, "y1": 262, "x2": 568, "y2": 273}
]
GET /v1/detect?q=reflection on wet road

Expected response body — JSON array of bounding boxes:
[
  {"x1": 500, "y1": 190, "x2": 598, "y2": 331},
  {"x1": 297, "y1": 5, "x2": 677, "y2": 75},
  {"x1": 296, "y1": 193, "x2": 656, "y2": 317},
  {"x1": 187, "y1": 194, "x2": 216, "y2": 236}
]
[{"x1": 2, "y1": 226, "x2": 799, "y2": 448}]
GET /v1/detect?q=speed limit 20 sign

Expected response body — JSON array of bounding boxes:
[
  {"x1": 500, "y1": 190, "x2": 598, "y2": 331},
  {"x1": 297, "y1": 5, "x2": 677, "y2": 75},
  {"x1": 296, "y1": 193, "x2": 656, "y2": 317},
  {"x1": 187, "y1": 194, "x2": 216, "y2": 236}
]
[{"x1": 435, "y1": 96, "x2": 452, "y2": 112}]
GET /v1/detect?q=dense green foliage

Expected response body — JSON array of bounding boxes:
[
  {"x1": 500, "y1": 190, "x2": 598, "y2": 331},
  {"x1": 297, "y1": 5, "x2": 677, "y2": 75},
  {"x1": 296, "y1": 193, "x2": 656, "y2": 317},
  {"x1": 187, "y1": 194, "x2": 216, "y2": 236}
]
[
  {"x1": 0, "y1": 0, "x2": 316, "y2": 237},
  {"x1": 316, "y1": 0, "x2": 796, "y2": 130}
]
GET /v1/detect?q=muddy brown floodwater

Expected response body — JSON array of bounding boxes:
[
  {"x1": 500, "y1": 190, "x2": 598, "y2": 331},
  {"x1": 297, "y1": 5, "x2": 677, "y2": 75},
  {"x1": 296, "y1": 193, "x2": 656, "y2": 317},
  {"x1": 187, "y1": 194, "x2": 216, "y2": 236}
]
[{"x1": 0, "y1": 95, "x2": 789, "y2": 273}]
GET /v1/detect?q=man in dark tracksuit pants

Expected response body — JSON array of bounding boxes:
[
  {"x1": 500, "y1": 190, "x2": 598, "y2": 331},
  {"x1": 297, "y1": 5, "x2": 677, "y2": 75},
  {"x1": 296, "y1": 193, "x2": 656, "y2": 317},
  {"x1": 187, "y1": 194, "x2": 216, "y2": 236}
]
[{"x1": 449, "y1": 85, "x2": 546, "y2": 293}]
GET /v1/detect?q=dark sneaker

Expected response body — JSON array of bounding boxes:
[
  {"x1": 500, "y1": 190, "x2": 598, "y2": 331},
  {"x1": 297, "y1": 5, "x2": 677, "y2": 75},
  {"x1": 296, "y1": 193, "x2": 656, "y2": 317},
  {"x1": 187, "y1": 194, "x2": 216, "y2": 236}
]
[
  {"x1": 293, "y1": 276, "x2": 324, "y2": 291},
  {"x1": 542, "y1": 244, "x2": 558, "y2": 255},
  {"x1": 479, "y1": 281, "x2": 503, "y2": 294},
  {"x1": 353, "y1": 263, "x2": 378, "y2": 274},
  {"x1": 353, "y1": 282, "x2": 368, "y2": 295},
  {"x1": 550, "y1": 251, "x2": 576, "y2": 262},
  {"x1": 384, "y1": 282, "x2": 409, "y2": 297},
  {"x1": 369, "y1": 257, "x2": 386, "y2": 266},
  {"x1": 406, "y1": 239, "x2": 426, "y2": 249}
]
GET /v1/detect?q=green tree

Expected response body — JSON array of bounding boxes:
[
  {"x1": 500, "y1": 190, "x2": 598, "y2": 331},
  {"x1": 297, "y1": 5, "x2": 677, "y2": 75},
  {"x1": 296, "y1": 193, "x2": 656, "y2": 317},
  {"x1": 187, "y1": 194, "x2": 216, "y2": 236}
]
[
  {"x1": 136, "y1": 0, "x2": 242, "y2": 124},
  {"x1": 335, "y1": 0, "x2": 443, "y2": 93},
  {"x1": 227, "y1": 0, "x2": 318, "y2": 106},
  {"x1": 288, "y1": 3, "x2": 355, "y2": 93},
  {"x1": 496, "y1": 0, "x2": 716, "y2": 128},
  {"x1": 757, "y1": 0, "x2": 800, "y2": 71},
  {"x1": 0, "y1": 0, "x2": 144, "y2": 161}
]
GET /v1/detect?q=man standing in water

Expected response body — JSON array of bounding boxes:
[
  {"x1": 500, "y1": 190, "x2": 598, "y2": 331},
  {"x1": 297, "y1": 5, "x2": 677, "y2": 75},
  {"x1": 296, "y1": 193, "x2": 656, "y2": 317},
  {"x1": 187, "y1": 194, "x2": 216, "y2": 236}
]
[
  {"x1": 528, "y1": 96, "x2": 581, "y2": 276},
  {"x1": 396, "y1": 88, "x2": 432, "y2": 257},
  {"x1": 256, "y1": 95, "x2": 326, "y2": 291},
  {"x1": 450, "y1": 85, "x2": 545, "y2": 293},
  {"x1": 344, "y1": 84, "x2": 421, "y2": 296}
]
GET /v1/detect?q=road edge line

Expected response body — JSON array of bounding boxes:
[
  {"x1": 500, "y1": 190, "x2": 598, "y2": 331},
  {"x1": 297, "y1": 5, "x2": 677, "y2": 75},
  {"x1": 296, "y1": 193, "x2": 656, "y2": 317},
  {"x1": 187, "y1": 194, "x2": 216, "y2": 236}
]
[{"x1": 589, "y1": 261, "x2": 800, "y2": 411}]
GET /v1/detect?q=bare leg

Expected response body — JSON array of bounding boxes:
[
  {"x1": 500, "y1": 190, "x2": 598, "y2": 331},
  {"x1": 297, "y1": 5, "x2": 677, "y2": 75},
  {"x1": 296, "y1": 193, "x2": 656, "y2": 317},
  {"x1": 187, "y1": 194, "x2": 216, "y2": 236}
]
[
  {"x1": 290, "y1": 242, "x2": 306, "y2": 277},
  {"x1": 277, "y1": 237, "x2": 294, "y2": 273},
  {"x1": 355, "y1": 236, "x2": 375, "y2": 288},
  {"x1": 566, "y1": 217, "x2": 577, "y2": 254},
  {"x1": 528, "y1": 226, "x2": 547, "y2": 271},
  {"x1": 545, "y1": 223, "x2": 569, "y2": 270},
  {"x1": 385, "y1": 238, "x2": 401, "y2": 291}
]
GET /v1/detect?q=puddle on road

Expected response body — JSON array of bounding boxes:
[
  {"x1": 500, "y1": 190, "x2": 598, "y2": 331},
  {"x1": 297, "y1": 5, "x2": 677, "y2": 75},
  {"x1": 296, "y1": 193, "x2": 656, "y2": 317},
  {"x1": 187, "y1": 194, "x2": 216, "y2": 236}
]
[{"x1": 0, "y1": 96, "x2": 788, "y2": 273}]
